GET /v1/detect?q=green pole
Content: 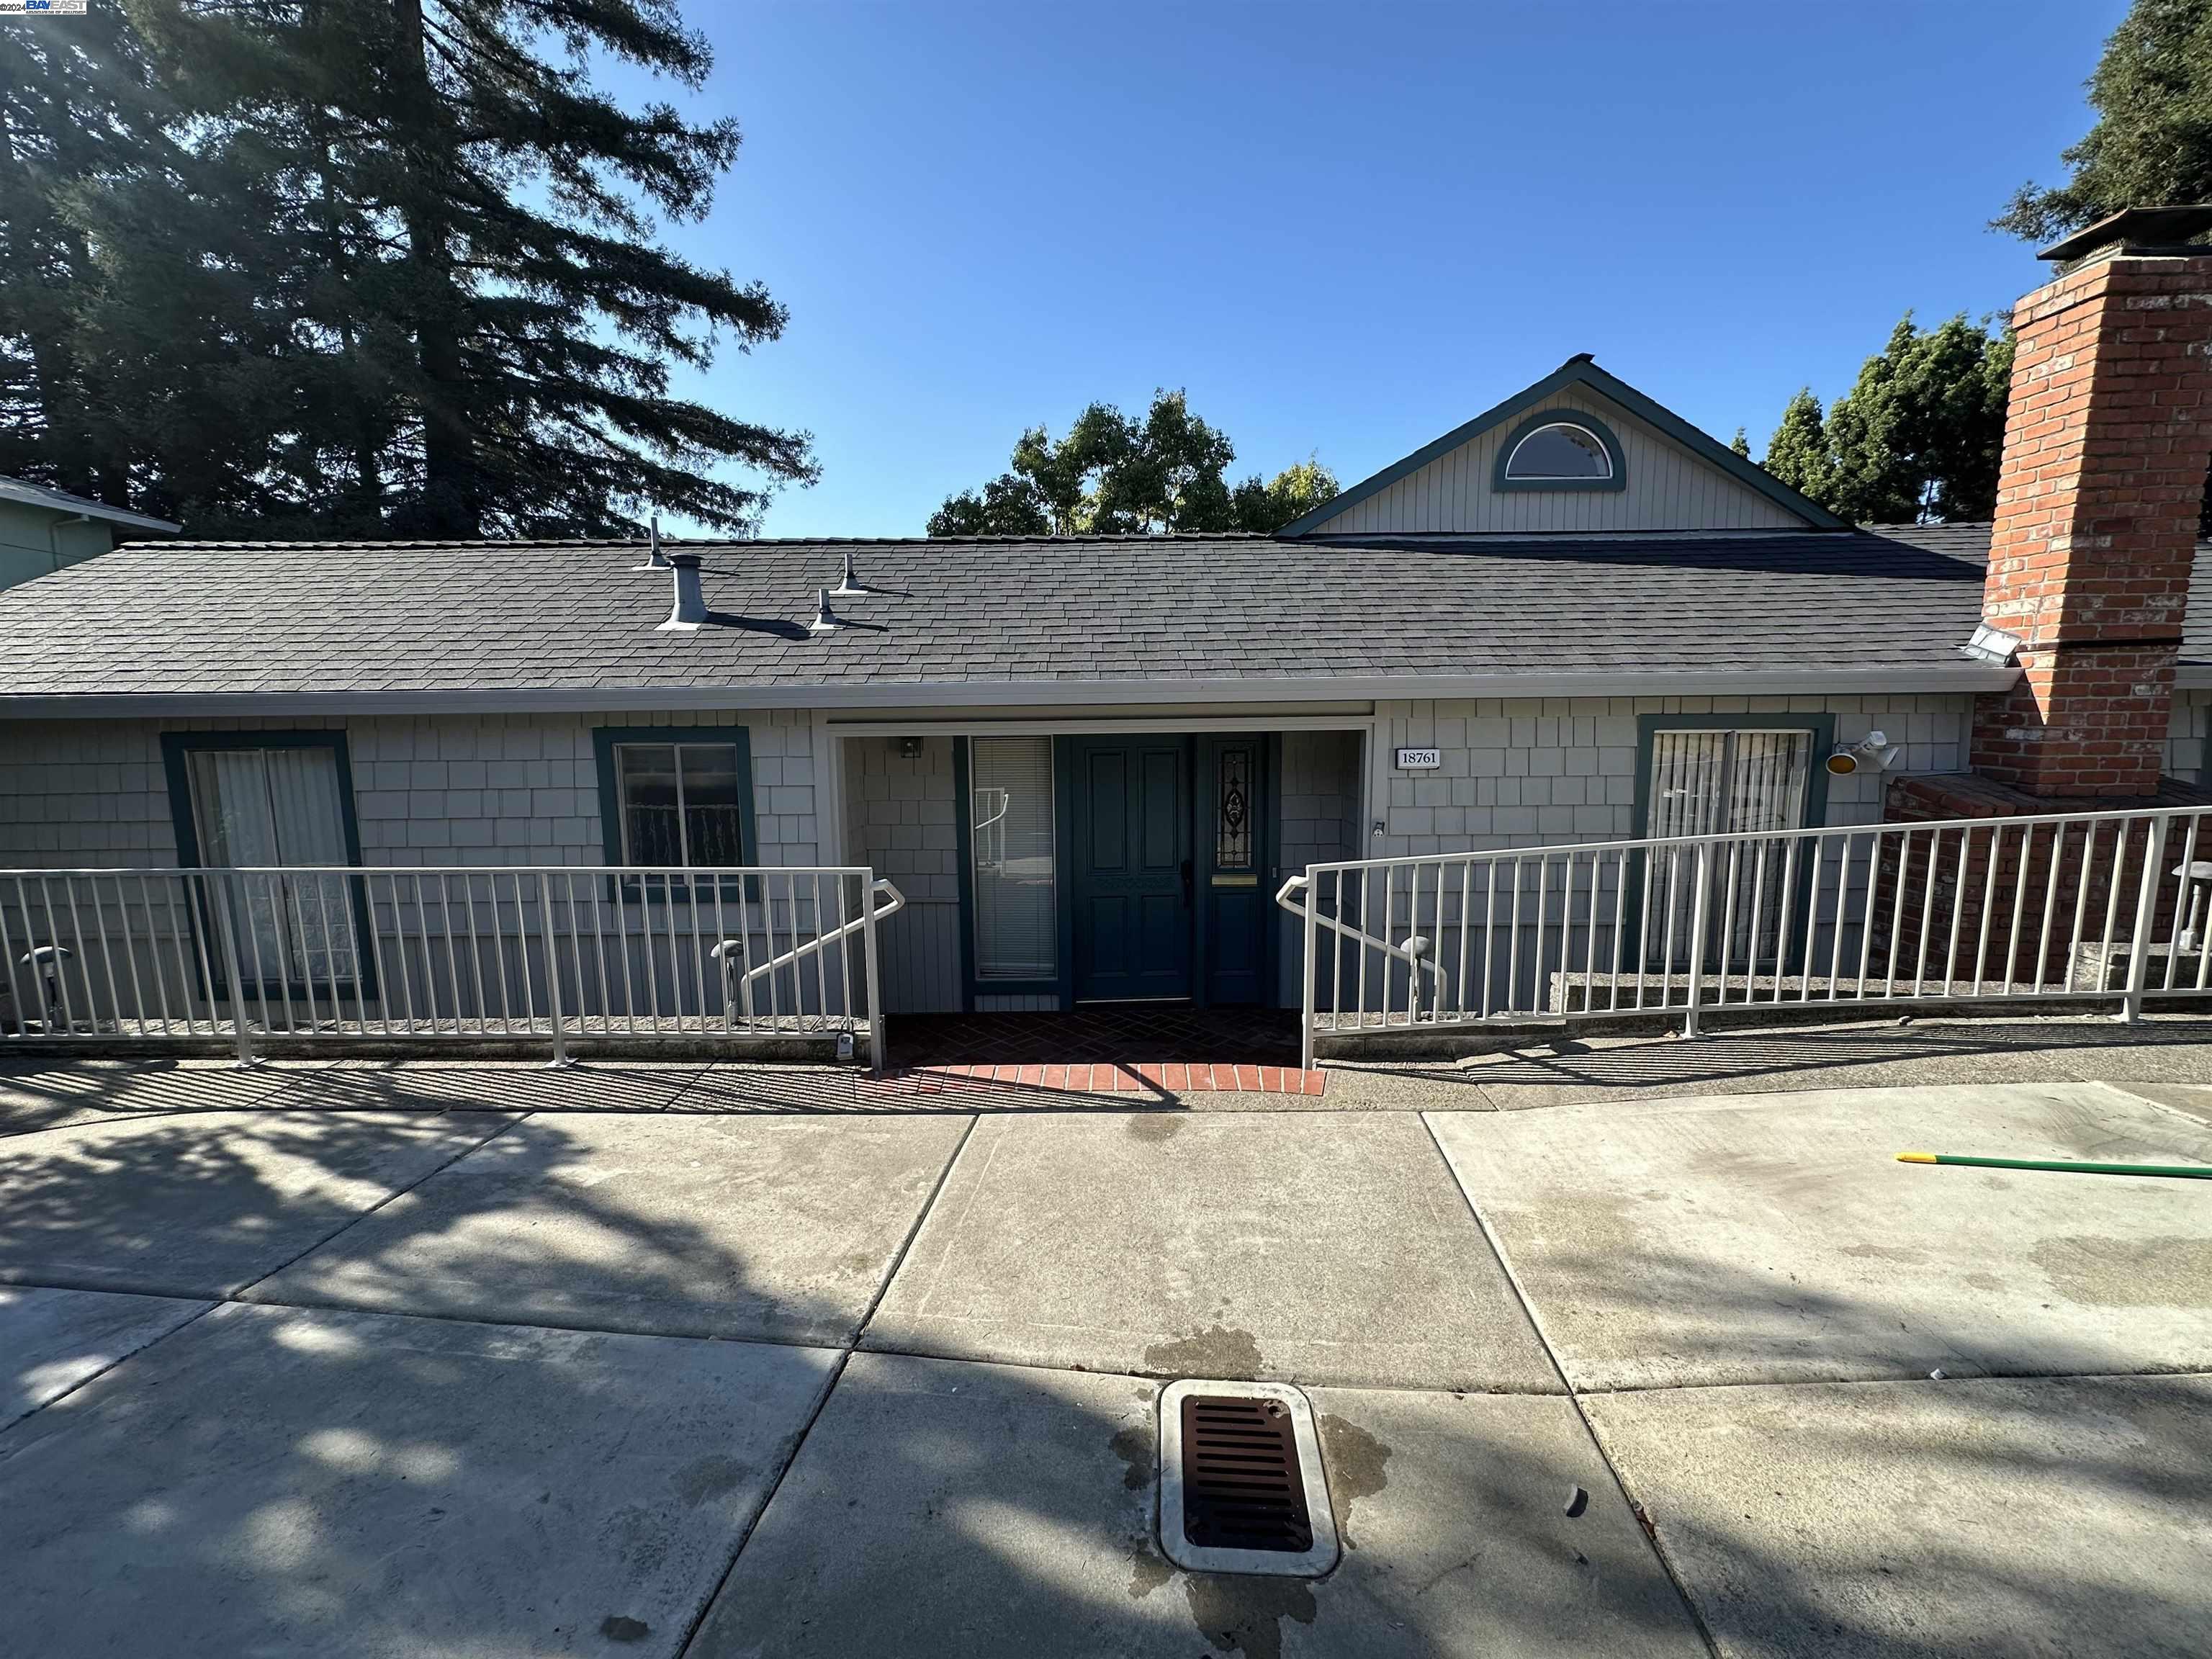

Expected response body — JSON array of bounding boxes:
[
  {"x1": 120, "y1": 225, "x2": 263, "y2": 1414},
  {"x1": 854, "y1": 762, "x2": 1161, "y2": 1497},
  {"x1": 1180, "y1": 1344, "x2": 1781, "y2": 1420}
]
[{"x1": 1897, "y1": 1151, "x2": 2212, "y2": 1180}]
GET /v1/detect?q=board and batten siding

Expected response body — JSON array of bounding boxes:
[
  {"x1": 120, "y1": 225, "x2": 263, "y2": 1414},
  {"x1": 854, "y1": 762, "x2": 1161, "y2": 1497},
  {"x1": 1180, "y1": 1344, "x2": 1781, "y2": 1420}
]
[
  {"x1": 1311, "y1": 387, "x2": 1809, "y2": 536},
  {"x1": 0, "y1": 710, "x2": 821, "y2": 868}
]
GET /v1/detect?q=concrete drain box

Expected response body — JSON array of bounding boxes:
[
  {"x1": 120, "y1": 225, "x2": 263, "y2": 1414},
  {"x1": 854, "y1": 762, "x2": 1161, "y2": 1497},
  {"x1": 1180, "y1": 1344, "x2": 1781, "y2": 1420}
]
[{"x1": 1159, "y1": 1379, "x2": 1339, "y2": 1577}]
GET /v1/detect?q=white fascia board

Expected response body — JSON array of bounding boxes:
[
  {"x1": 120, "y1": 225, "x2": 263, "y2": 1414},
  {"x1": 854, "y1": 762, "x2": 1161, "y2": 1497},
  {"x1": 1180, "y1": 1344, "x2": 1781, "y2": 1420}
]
[{"x1": 0, "y1": 665, "x2": 2022, "y2": 720}]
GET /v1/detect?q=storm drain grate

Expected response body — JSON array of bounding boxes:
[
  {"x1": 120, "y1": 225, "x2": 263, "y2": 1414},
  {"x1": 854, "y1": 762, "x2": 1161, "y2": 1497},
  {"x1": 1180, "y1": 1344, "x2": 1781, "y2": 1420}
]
[
  {"x1": 1158, "y1": 1379, "x2": 1339, "y2": 1577},
  {"x1": 1181, "y1": 1395, "x2": 1312, "y2": 1551}
]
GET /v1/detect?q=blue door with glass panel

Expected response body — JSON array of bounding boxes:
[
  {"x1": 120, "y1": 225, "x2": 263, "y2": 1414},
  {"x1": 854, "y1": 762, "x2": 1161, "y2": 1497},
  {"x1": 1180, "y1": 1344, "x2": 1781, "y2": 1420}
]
[
  {"x1": 1071, "y1": 737, "x2": 1192, "y2": 1001},
  {"x1": 1199, "y1": 736, "x2": 1268, "y2": 1004}
]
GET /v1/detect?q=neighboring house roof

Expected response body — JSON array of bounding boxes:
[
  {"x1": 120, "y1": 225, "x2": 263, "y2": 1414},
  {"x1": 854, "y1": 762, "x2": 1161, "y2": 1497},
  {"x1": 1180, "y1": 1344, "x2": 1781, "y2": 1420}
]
[
  {"x1": 0, "y1": 529, "x2": 2027, "y2": 715},
  {"x1": 1280, "y1": 356, "x2": 1846, "y2": 536},
  {"x1": 0, "y1": 475, "x2": 180, "y2": 536}
]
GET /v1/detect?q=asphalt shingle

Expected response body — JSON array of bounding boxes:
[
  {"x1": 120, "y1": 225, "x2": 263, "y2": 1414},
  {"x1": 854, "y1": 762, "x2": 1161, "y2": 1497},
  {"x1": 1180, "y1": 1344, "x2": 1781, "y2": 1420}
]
[{"x1": 0, "y1": 524, "x2": 2186, "y2": 702}]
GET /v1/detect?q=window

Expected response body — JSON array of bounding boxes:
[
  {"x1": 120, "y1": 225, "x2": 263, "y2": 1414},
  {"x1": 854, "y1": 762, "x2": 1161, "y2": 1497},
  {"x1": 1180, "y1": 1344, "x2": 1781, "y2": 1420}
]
[
  {"x1": 969, "y1": 736, "x2": 1056, "y2": 980},
  {"x1": 1506, "y1": 423, "x2": 1612, "y2": 480},
  {"x1": 1494, "y1": 411, "x2": 1625, "y2": 491},
  {"x1": 591, "y1": 727, "x2": 756, "y2": 871},
  {"x1": 1214, "y1": 742, "x2": 1254, "y2": 874},
  {"x1": 1644, "y1": 728, "x2": 1813, "y2": 841},
  {"x1": 163, "y1": 733, "x2": 364, "y2": 990},
  {"x1": 1636, "y1": 720, "x2": 1830, "y2": 968}
]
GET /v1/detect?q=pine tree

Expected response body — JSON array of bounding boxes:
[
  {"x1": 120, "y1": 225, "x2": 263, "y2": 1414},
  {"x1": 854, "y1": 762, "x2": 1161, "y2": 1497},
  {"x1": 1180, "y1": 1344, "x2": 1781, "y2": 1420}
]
[
  {"x1": 1995, "y1": 0, "x2": 2212, "y2": 244},
  {"x1": 0, "y1": 13, "x2": 172, "y2": 506},
  {"x1": 1996, "y1": 0, "x2": 2212, "y2": 531},
  {"x1": 1759, "y1": 315, "x2": 2013, "y2": 524},
  {"x1": 35, "y1": 0, "x2": 813, "y2": 536},
  {"x1": 1760, "y1": 390, "x2": 1833, "y2": 506}
]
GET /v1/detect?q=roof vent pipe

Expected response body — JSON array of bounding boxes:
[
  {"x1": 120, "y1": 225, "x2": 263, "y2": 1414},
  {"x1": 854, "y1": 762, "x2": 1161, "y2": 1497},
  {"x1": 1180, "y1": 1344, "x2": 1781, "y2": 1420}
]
[
  {"x1": 657, "y1": 551, "x2": 708, "y2": 631},
  {"x1": 809, "y1": 587, "x2": 842, "y2": 636},
  {"x1": 830, "y1": 549, "x2": 867, "y2": 597},
  {"x1": 633, "y1": 513, "x2": 671, "y2": 571}
]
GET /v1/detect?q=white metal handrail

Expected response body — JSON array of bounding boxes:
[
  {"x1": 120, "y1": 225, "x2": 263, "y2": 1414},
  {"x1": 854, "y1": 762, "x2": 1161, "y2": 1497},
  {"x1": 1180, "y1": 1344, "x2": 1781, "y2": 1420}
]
[
  {"x1": 1277, "y1": 804, "x2": 2212, "y2": 1068},
  {"x1": 714, "y1": 876, "x2": 906, "y2": 1066},
  {"x1": 1275, "y1": 873, "x2": 1449, "y2": 1019},
  {"x1": 0, "y1": 863, "x2": 902, "y2": 1071}
]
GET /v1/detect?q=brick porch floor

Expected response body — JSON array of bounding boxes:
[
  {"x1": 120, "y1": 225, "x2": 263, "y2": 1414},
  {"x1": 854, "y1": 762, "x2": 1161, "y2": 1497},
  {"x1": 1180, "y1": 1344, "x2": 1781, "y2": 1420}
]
[{"x1": 880, "y1": 1007, "x2": 1321, "y2": 1096}]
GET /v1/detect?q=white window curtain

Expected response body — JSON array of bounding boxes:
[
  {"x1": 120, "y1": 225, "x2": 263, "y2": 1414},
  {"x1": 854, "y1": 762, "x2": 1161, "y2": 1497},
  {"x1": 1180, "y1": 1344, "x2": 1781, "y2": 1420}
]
[
  {"x1": 1644, "y1": 728, "x2": 1812, "y2": 967},
  {"x1": 189, "y1": 747, "x2": 356, "y2": 985},
  {"x1": 971, "y1": 736, "x2": 1056, "y2": 980}
]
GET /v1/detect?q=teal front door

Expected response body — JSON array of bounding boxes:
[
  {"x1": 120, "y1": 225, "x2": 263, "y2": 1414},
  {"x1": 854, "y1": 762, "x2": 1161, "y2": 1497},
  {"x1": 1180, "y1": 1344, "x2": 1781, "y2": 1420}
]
[{"x1": 1070, "y1": 736, "x2": 1193, "y2": 1001}]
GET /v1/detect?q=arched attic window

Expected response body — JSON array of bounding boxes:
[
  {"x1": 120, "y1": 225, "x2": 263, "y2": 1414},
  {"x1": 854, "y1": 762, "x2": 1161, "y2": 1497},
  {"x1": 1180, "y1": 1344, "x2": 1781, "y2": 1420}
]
[{"x1": 1494, "y1": 411, "x2": 1626, "y2": 493}]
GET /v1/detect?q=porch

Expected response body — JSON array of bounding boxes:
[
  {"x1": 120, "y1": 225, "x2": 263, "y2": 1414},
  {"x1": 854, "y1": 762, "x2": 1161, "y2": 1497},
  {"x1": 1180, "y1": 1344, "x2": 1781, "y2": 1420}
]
[{"x1": 835, "y1": 724, "x2": 1365, "y2": 1017}]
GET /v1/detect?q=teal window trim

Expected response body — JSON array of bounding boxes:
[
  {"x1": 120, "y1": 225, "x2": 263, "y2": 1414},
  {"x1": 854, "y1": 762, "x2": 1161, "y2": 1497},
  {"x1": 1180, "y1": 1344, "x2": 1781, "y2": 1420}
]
[
  {"x1": 1492, "y1": 410, "x2": 1627, "y2": 494},
  {"x1": 1625, "y1": 712, "x2": 1836, "y2": 968},
  {"x1": 590, "y1": 724, "x2": 757, "y2": 902},
  {"x1": 159, "y1": 728, "x2": 376, "y2": 1000}
]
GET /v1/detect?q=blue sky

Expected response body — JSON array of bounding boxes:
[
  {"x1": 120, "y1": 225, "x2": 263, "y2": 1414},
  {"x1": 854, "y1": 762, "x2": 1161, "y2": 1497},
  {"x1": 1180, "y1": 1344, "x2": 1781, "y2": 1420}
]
[{"x1": 624, "y1": 1, "x2": 2128, "y2": 537}]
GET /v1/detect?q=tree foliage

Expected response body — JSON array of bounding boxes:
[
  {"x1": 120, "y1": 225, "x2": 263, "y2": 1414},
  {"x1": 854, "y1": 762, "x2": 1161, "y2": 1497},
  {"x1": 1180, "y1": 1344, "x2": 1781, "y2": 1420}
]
[
  {"x1": 0, "y1": 11, "x2": 175, "y2": 505},
  {"x1": 1758, "y1": 313, "x2": 2014, "y2": 524},
  {"x1": 0, "y1": 1, "x2": 811, "y2": 537},
  {"x1": 928, "y1": 390, "x2": 1335, "y2": 536},
  {"x1": 1995, "y1": 0, "x2": 2212, "y2": 533},
  {"x1": 1994, "y1": 0, "x2": 2212, "y2": 244}
]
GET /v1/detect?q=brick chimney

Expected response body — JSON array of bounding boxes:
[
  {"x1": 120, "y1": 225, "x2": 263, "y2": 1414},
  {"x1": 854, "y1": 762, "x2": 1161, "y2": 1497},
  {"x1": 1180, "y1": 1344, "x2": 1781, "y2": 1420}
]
[{"x1": 1970, "y1": 205, "x2": 2212, "y2": 796}]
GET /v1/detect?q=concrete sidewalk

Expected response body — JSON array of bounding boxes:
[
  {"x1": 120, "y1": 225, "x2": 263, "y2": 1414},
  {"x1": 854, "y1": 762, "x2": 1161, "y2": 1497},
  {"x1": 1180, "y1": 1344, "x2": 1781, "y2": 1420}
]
[{"x1": 1, "y1": 1040, "x2": 2208, "y2": 1656}]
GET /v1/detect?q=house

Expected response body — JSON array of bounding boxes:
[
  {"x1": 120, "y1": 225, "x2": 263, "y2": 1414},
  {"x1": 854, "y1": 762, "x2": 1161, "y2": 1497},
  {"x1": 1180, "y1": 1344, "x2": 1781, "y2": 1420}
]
[
  {"x1": 0, "y1": 475, "x2": 179, "y2": 594},
  {"x1": 1, "y1": 207, "x2": 2209, "y2": 1029}
]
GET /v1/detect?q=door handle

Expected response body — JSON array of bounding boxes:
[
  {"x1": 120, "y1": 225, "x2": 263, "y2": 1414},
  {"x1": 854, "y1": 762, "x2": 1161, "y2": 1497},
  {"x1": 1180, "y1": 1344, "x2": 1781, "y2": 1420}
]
[{"x1": 1180, "y1": 858, "x2": 1194, "y2": 907}]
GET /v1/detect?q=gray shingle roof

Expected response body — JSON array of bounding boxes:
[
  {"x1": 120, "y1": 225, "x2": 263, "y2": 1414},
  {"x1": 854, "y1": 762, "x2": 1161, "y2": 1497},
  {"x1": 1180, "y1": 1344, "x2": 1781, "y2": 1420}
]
[
  {"x1": 1872, "y1": 522, "x2": 2212, "y2": 666},
  {"x1": 0, "y1": 523, "x2": 2175, "y2": 706}
]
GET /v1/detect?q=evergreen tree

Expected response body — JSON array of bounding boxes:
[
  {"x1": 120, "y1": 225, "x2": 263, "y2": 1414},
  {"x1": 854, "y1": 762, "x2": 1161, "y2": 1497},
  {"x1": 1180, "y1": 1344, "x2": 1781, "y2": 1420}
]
[
  {"x1": 1760, "y1": 390, "x2": 1833, "y2": 506},
  {"x1": 1994, "y1": 0, "x2": 2212, "y2": 244},
  {"x1": 0, "y1": 12, "x2": 173, "y2": 505},
  {"x1": 929, "y1": 390, "x2": 1332, "y2": 536},
  {"x1": 1759, "y1": 314, "x2": 2013, "y2": 523},
  {"x1": 1727, "y1": 427, "x2": 1750, "y2": 459},
  {"x1": 3, "y1": 1, "x2": 811, "y2": 536},
  {"x1": 1996, "y1": 0, "x2": 2212, "y2": 532}
]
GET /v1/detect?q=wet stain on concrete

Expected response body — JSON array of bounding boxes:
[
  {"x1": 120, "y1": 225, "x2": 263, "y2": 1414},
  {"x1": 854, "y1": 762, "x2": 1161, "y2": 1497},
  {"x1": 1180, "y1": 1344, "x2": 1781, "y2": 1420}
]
[
  {"x1": 1125, "y1": 1537, "x2": 1176, "y2": 1600},
  {"x1": 1144, "y1": 1326, "x2": 1263, "y2": 1379},
  {"x1": 1184, "y1": 1573, "x2": 1318, "y2": 1659},
  {"x1": 1110, "y1": 1422, "x2": 1154, "y2": 1492},
  {"x1": 1126, "y1": 1113, "x2": 1183, "y2": 1143},
  {"x1": 599, "y1": 1614, "x2": 650, "y2": 1642},
  {"x1": 1317, "y1": 1413, "x2": 1390, "y2": 1550},
  {"x1": 2033, "y1": 1236, "x2": 2212, "y2": 1307},
  {"x1": 673, "y1": 1454, "x2": 748, "y2": 1508}
]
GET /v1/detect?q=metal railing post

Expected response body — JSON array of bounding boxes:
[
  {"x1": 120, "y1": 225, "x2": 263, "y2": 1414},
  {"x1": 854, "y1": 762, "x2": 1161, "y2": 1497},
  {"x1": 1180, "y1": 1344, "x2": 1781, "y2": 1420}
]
[
  {"x1": 2122, "y1": 812, "x2": 2172, "y2": 1024},
  {"x1": 210, "y1": 872, "x2": 257, "y2": 1066},
  {"x1": 539, "y1": 873, "x2": 571, "y2": 1066},
  {"x1": 1683, "y1": 841, "x2": 1712, "y2": 1038},
  {"x1": 1300, "y1": 876, "x2": 1318, "y2": 1074},
  {"x1": 863, "y1": 876, "x2": 889, "y2": 1074}
]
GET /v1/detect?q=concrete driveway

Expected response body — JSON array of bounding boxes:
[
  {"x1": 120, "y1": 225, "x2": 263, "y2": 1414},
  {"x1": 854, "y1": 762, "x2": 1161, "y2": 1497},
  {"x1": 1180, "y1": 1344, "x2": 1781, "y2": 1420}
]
[{"x1": 1, "y1": 1035, "x2": 2209, "y2": 1657}]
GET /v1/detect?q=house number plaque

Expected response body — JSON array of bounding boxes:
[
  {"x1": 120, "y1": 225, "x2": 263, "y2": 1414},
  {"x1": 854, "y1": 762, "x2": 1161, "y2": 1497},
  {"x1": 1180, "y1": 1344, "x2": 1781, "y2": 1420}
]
[{"x1": 1395, "y1": 747, "x2": 1442, "y2": 770}]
